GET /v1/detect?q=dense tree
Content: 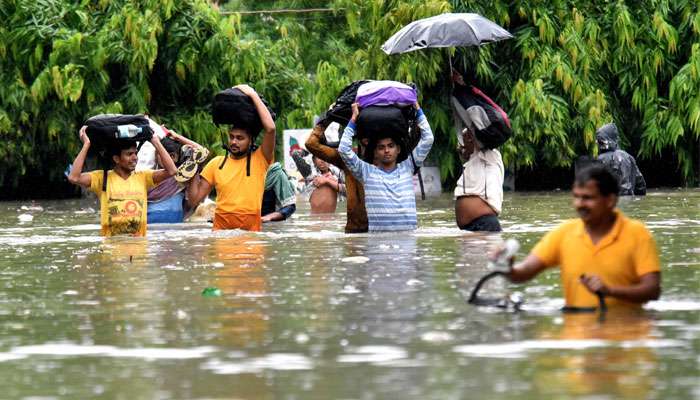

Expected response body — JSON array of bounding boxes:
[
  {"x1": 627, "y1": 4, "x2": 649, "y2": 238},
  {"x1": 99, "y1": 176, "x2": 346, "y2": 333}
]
[
  {"x1": 0, "y1": 0, "x2": 309, "y2": 194},
  {"x1": 1, "y1": 0, "x2": 698, "y2": 198},
  {"x1": 448, "y1": 0, "x2": 700, "y2": 183}
]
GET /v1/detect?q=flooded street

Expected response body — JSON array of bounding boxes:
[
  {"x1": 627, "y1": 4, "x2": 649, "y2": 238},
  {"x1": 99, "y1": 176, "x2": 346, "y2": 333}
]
[{"x1": 1, "y1": 191, "x2": 699, "y2": 399}]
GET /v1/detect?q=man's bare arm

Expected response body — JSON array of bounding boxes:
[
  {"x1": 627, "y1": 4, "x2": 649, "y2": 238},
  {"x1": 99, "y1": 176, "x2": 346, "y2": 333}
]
[
  {"x1": 305, "y1": 122, "x2": 343, "y2": 167},
  {"x1": 581, "y1": 272, "x2": 660, "y2": 303},
  {"x1": 507, "y1": 253, "x2": 548, "y2": 283},
  {"x1": 67, "y1": 126, "x2": 93, "y2": 189},
  {"x1": 236, "y1": 84, "x2": 276, "y2": 163},
  {"x1": 151, "y1": 135, "x2": 178, "y2": 184}
]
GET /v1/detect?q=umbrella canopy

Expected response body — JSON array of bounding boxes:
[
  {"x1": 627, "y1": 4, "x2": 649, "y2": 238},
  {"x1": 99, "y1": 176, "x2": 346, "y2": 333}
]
[{"x1": 381, "y1": 13, "x2": 513, "y2": 55}]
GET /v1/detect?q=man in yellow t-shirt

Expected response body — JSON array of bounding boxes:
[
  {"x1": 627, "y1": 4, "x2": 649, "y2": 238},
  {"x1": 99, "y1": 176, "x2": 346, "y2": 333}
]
[
  {"x1": 504, "y1": 165, "x2": 661, "y2": 309},
  {"x1": 187, "y1": 84, "x2": 275, "y2": 231},
  {"x1": 68, "y1": 126, "x2": 177, "y2": 236}
]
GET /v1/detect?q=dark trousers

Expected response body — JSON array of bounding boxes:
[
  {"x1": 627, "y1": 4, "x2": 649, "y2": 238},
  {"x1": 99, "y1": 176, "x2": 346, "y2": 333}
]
[{"x1": 459, "y1": 214, "x2": 502, "y2": 232}]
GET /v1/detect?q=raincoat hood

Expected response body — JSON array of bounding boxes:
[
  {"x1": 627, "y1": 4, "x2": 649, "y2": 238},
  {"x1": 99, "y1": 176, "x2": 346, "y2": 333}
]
[{"x1": 596, "y1": 123, "x2": 619, "y2": 152}]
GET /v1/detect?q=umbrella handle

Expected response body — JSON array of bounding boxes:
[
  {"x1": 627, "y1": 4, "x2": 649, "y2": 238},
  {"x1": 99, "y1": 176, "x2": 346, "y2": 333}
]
[{"x1": 448, "y1": 52, "x2": 454, "y2": 91}]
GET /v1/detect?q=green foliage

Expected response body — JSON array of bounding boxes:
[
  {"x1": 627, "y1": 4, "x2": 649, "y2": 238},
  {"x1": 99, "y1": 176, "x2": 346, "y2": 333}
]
[
  {"x1": 0, "y1": 0, "x2": 309, "y2": 189},
  {"x1": 2, "y1": 0, "x2": 700, "y2": 194},
  {"x1": 449, "y1": 0, "x2": 700, "y2": 184}
]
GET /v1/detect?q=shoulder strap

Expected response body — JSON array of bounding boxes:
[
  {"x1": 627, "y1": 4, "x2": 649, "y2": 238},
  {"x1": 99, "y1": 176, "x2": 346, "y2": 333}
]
[
  {"x1": 246, "y1": 149, "x2": 251, "y2": 177},
  {"x1": 471, "y1": 86, "x2": 511, "y2": 128},
  {"x1": 410, "y1": 153, "x2": 425, "y2": 200},
  {"x1": 219, "y1": 133, "x2": 229, "y2": 169}
]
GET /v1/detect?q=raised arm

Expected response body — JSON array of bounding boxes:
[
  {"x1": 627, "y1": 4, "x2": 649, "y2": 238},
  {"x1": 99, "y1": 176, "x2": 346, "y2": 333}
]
[
  {"x1": 305, "y1": 121, "x2": 343, "y2": 168},
  {"x1": 409, "y1": 103, "x2": 434, "y2": 166},
  {"x1": 151, "y1": 135, "x2": 177, "y2": 184},
  {"x1": 338, "y1": 103, "x2": 372, "y2": 182},
  {"x1": 236, "y1": 84, "x2": 276, "y2": 163},
  {"x1": 164, "y1": 127, "x2": 204, "y2": 149},
  {"x1": 67, "y1": 126, "x2": 93, "y2": 189}
]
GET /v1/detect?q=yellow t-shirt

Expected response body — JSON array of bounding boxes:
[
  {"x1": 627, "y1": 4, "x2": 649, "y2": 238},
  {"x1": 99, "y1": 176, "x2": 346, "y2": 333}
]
[
  {"x1": 532, "y1": 211, "x2": 660, "y2": 309},
  {"x1": 89, "y1": 170, "x2": 156, "y2": 237},
  {"x1": 200, "y1": 149, "x2": 271, "y2": 216}
]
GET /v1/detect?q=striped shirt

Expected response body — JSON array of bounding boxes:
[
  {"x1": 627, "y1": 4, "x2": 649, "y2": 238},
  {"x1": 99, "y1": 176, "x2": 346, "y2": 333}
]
[{"x1": 339, "y1": 109, "x2": 434, "y2": 232}]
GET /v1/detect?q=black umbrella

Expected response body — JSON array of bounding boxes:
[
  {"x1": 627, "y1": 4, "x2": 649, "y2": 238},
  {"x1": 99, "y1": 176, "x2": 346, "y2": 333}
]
[{"x1": 381, "y1": 13, "x2": 512, "y2": 55}]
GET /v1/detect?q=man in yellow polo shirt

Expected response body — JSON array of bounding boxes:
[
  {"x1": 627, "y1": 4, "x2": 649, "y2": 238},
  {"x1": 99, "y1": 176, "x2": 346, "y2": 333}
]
[
  {"x1": 187, "y1": 84, "x2": 275, "y2": 231},
  {"x1": 506, "y1": 165, "x2": 661, "y2": 309}
]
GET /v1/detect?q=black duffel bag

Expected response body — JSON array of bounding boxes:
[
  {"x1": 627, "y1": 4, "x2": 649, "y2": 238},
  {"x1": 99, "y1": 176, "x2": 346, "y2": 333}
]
[
  {"x1": 453, "y1": 86, "x2": 512, "y2": 149},
  {"x1": 321, "y1": 80, "x2": 372, "y2": 126},
  {"x1": 84, "y1": 114, "x2": 153, "y2": 154},
  {"x1": 355, "y1": 105, "x2": 419, "y2": 164},
  {"x1": 84, "y1": 114, "x2": 154, "y2": 190},
  {"x1": 211, "y1": 88, "x2": 276, "y2": 137}
]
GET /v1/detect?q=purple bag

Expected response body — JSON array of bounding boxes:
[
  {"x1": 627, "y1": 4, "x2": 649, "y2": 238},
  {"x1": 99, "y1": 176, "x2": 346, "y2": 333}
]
[{"x1": 355, "y1": 80, "x2": 417, "y2": 108}]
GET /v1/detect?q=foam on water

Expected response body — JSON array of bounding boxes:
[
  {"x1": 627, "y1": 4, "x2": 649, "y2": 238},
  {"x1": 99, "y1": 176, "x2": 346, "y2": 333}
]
[
  {"x1": 414, "y1": 227, "x2": 471, "y2": 238},
  {"x1": 337, "y1": 345, "x2": 408, "y2": 364},
  {"x1": 504, "y1": 223, "x2": 560, "y2": 233},
  {"x1": 453, "y1": 337, "x2": 684, "y2": 358},
  {"x1": 0, "y1": 235, "x2": 102, "y2": 246},
  {"x1": 202, "y1": 353, "x2": 313, "y2": 374},
  {"x1": 10, "y1": 344, "x2": 215, "y2": 359},
  {"x1": 338, "y1": 285, "x2": 361, "y2": 294},
  {"x1": 421, "y1": 331, "x2": 454, "y2": 343},
  {"x1": 0, "y1": 353, "x2": 28, "y2": 362},
  {"x1": 65, "y1": 224, "x2": 101, "y2": 231},
  {"x1": 260, "y1": 230, "x2": 346, "y2": 240},
  {"x1": 341, "y1": 256, "x2": 369, "y2": 264},
  {"x1": 645, "y1": 300, "x2": 700, "y2": 311}
]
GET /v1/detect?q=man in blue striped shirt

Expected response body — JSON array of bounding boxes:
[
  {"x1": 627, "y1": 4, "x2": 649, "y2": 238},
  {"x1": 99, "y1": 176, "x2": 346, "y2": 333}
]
[{"x1": 339, "y1": 102, "x2": 434, "y2": 232}]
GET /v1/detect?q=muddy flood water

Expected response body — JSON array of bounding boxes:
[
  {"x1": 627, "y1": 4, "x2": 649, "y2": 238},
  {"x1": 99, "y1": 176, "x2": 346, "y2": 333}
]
[{"x1": 0, "y1": 190, "x2": 699, "y2": 399}]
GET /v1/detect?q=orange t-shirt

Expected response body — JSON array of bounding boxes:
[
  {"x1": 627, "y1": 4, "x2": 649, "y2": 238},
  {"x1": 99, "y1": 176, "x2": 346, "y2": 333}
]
[
  {"x1": 89, "y1": 170, "x2": 156, "y2": 236},
  {"x1": 532, "y1": 211, "x2": 660, "y2": 309},
  {"x1": 200, "y1": 149, "x2": 271, "y2": 230}
]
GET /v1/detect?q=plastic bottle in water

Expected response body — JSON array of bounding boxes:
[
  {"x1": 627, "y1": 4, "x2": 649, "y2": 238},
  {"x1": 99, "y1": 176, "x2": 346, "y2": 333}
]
[
  {"x1": 116, "y1": 124, "x2": 142, "y2": 138},
  {"x1": 488, "y1": 238, "x2": 520, "y2": 273}
]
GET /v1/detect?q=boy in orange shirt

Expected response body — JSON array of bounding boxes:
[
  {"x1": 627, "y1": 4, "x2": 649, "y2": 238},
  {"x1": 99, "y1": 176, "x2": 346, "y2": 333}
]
[{"x1": 187, "y1": 84, "x2": 275, "y2": 231}]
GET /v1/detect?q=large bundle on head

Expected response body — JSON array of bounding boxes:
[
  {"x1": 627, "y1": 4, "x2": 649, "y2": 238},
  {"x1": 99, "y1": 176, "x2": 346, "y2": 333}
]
[
  {"x1": 354, "y1": 81, "x2": 419, "y2": 163},
  {"x1": 322, "y1": 80, "x2": 372, "y2": 126},
  {"x1": 320, "y1": 80, "x2": 420, "y2": 158},
  {"x1": 452, "y1": 86, "x2": 512, "y2": 149},
  {"x1": 84, "y1": 114, "x2": 154, "y2": 155},
  {"x1": 211, "y1": 87, "x2": 276, "y2": 138},
  {"x1": 84, "y1": 114, "x2": 155, "y2": 190}
]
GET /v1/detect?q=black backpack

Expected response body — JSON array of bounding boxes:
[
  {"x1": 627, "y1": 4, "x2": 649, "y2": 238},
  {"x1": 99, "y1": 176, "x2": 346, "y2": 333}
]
[
  {"x1": 453, "y1": 85, "x2": 512, "y2": 149},
  {"x1": 320, "y1": 80, "x2": 372, "y2": 126},
  {"x1": 84, "y1": 114, "x2": 154, "y2": 191},
  {"x1": 355, "y1": 105, "x2": 419, "y2": 164},
  {"x1": 322, "y1": 81, "x2": 427, "y2": 198},
  {"x1": 211, "y1": 87, "x2": 276, "y2": 173},
  {"x1": 84, "y1": 114, "x2": 153, "y2": 152},
  {"x1": 212, "y1": 88, "x2": 276, "y2": 137},
  {"x1": 354, "y1": 105, "x2": 426, "y2": 199}
]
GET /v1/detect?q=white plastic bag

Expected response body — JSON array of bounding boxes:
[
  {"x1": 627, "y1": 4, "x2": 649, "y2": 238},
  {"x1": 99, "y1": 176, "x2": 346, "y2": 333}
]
[{"x1": 135, "y1": 117, "x2": 167, "y2": 171}]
